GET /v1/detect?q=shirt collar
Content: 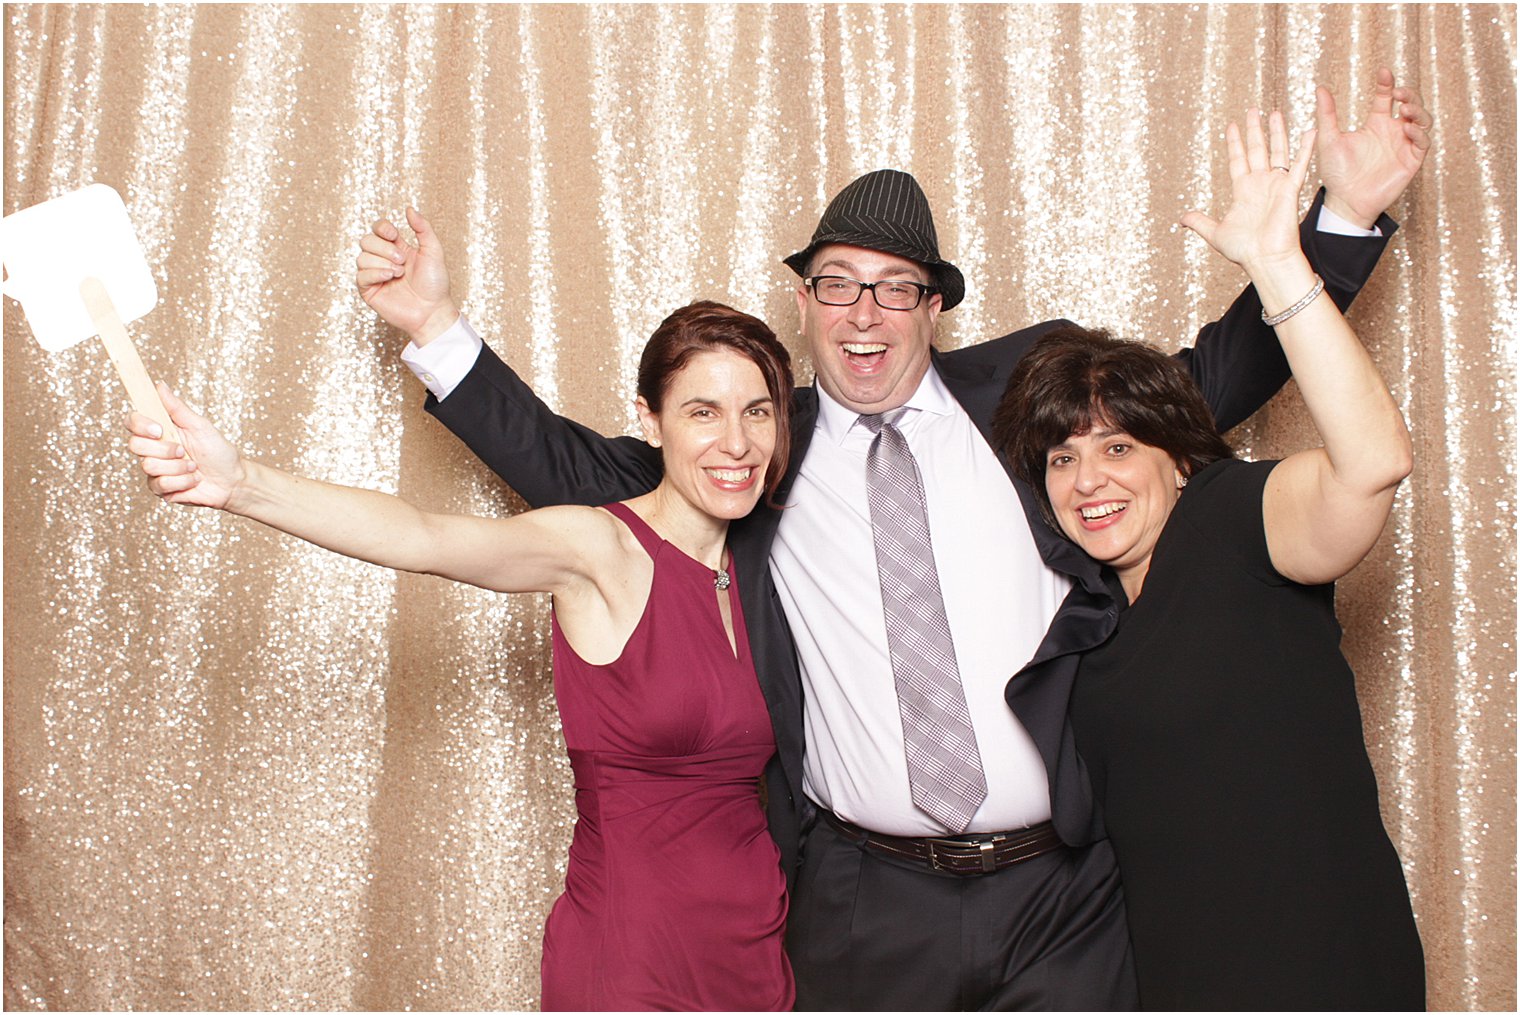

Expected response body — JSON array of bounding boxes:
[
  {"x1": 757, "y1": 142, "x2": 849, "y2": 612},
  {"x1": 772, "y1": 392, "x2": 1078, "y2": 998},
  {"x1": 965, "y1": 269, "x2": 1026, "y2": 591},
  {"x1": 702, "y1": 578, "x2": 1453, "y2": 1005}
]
[{"x1": 813, "y1": 361, "x2": 958, "y2": 446}]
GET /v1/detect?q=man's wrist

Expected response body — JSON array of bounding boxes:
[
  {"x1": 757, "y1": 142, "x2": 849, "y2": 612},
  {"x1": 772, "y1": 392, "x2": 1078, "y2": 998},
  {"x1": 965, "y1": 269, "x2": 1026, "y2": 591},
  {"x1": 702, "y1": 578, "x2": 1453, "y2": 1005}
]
[
  {"x1": 1320, "y1": 193, "x2": 1379, "y2": 232},
  {"x1": 411, "y1": 302, "x2": 462, "y2": 347}
]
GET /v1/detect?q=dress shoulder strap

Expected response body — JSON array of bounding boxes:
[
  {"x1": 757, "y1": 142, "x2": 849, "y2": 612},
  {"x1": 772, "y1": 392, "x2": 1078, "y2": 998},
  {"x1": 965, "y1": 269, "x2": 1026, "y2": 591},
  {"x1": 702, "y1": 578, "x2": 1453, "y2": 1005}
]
[{"x1": 601, "y1": 502, "x2": 664, "y2": 558}]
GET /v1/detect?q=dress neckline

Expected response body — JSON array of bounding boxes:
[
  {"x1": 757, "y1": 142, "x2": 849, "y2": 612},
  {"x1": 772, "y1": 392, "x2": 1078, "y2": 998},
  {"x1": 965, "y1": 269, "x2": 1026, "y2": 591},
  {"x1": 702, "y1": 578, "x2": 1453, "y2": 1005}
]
[{"x1": 602, "y1": 502, "x2": 745, "y2": 661}]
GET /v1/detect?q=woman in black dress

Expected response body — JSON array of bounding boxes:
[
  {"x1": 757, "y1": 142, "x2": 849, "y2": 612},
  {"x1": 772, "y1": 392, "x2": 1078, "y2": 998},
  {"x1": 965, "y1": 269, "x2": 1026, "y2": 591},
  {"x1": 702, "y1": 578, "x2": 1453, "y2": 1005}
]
[{"x1": 992, "y1": 109, "x2": 1424, "y2": 1010}]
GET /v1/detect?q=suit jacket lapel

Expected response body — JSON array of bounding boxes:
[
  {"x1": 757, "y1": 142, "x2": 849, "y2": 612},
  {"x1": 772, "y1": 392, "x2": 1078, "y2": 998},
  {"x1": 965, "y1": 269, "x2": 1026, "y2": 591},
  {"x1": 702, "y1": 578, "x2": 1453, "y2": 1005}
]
[
  {"x1": 730, "y1": 385, "x2": 818, "y2": 808},
  {"x1": 935, "y1": 346, "x2": 1120, "y2": 844}
]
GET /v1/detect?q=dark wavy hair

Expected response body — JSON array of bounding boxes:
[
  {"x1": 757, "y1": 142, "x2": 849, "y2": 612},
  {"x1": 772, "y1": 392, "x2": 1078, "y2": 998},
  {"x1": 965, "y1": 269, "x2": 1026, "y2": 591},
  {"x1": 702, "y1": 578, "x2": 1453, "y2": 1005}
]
[
  {"x1": 991, "y1": 325, "x2": 1235, "y2": 526},
  {"x1": 637, "y1": 300, "x2": 794, "y2": 501}
]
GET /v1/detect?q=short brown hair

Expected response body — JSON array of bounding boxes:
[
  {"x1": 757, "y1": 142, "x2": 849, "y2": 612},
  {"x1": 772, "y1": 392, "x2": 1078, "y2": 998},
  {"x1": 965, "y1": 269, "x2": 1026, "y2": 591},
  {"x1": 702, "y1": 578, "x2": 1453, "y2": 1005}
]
[
  {"x1": 992, "y1": 325, "x2": 1234, "y2": 525},
  {"x1": 638, "y1": 301, "x2": 794, "y2": 500}
]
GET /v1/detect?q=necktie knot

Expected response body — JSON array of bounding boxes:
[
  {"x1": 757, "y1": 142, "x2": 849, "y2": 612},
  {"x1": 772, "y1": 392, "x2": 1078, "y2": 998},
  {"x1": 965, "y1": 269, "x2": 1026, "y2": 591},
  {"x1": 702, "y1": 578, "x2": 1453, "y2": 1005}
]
[{"x1": 858, "y1": 410, "x2": 908, "y2": 438}]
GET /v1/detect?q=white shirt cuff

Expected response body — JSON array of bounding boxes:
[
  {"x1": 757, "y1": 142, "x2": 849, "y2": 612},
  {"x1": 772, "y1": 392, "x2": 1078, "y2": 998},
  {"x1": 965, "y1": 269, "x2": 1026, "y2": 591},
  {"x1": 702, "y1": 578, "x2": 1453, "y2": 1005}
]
[
  {"x1": 399, "y1": 314, "x2": 482, "y2": 400},
  {"x1": 1315, "y1": 204, "x2": 1382, "y2": 237}
]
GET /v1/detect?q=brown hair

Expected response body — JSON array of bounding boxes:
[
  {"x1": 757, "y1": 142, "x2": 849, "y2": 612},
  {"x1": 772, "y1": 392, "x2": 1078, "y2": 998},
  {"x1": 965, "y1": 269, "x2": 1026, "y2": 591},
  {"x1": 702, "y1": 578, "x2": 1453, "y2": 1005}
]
[
  {"x1": 637, "y1": 300, "x2": 794, "y2": 500},
  {"x1": 992, "y1": 325, "x2": 1234, "y2": 525}
]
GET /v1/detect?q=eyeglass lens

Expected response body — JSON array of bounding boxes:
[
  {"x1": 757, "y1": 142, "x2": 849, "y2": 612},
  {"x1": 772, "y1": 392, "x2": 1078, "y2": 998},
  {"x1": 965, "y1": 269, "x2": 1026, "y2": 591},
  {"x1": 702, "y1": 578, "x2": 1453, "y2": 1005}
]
[{"x1": 811, "y1": 276, "x2": 926, "y2": 310}]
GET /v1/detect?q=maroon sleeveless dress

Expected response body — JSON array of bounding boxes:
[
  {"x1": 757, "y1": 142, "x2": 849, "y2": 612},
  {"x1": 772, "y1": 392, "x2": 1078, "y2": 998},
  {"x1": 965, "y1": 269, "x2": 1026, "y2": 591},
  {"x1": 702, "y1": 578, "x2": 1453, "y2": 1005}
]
[{"x1": 540, "y1": 502, "x2": 793, "y2": 1011}]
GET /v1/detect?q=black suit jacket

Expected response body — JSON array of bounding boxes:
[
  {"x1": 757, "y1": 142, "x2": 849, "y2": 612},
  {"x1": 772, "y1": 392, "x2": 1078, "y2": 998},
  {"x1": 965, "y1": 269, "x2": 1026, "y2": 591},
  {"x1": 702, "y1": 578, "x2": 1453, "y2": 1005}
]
[{"x1": 427, "y1": 193, "x2": 1394, "y2": 888}]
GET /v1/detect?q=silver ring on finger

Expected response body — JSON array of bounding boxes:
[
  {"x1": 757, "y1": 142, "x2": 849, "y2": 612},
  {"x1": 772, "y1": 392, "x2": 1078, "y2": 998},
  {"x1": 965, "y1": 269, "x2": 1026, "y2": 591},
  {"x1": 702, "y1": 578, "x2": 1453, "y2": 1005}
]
[{"x1": 1271, "y1": 165, "x2": 1290, "y2": 173}]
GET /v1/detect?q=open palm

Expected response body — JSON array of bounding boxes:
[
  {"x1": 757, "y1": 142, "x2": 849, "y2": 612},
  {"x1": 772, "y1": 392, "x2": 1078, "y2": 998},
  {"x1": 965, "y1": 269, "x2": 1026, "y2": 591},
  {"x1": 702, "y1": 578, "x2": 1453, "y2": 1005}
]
[{"x1": 1181, "y1": 110, "x2": 1314, "y2": 271}]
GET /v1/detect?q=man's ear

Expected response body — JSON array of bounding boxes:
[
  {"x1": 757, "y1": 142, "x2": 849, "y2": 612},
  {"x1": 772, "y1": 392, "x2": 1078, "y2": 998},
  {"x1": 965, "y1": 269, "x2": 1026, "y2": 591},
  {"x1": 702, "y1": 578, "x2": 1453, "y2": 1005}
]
[{"x1": 635, "y1": 396, "x2": 662, "y2": 448}]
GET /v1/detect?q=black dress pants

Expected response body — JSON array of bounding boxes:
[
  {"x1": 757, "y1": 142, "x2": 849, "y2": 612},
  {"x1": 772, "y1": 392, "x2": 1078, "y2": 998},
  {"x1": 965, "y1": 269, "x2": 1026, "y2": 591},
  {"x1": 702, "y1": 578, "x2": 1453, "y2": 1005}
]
[{"x1": 786, "y1": 809, "x2": 1137, "y2": 1011}]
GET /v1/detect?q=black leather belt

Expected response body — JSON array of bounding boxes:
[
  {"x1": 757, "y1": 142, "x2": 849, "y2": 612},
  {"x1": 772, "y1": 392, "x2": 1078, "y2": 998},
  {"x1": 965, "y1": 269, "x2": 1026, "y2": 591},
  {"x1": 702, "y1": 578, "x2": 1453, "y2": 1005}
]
[{"x1": 822, "y1": 809, "x2": 1065, "y2": 876}]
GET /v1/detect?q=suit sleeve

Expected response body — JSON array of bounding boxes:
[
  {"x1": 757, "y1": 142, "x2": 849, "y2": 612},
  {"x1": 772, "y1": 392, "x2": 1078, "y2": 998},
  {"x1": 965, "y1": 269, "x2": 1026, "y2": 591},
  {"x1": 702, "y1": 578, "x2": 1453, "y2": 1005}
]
[
  {"x1": 423, "y1": 341, "x2": 663, "y2": 509},
  {"x1": 1175, "y1": 187, "x2": 1398, "y2": 433}
]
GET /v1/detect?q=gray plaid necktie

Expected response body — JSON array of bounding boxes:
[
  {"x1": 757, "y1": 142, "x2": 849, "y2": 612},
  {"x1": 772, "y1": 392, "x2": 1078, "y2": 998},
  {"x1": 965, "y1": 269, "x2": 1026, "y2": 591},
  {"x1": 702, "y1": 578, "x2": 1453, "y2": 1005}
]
[{"x1": 860, "y1": 410, "x2": 988, "y2": 832}]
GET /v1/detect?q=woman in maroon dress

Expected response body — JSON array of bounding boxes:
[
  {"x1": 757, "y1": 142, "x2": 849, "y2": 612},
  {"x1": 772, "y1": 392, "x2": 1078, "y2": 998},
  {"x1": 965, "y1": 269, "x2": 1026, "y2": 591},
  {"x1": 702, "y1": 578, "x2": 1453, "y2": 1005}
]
[{"x1": 125, "y1": 301, "x2": 796, "y2": 1011}]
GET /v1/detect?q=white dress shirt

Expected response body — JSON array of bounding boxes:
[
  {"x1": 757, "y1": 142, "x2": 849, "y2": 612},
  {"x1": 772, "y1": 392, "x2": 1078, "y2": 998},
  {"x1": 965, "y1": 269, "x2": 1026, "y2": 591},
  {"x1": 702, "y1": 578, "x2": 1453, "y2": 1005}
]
[{"x1": 772, "y1": 371, "x2": 1069, "y2": 835}]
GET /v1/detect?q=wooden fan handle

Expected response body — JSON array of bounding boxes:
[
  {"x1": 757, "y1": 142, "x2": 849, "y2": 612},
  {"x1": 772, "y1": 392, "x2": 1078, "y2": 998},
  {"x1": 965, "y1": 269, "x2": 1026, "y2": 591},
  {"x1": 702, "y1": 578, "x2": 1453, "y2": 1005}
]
[{"x1": 79, "y1": 276, "x2": 179, "y2": 444}]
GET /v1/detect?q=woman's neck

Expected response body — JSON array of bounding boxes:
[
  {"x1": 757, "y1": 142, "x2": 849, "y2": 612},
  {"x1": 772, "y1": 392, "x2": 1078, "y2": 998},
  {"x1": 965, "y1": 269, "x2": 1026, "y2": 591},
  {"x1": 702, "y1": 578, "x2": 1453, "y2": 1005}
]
[
  {"x1": 628, "y1": 484, "x2": 730, "y2": 570},
  {"x1": 1117, "y1": 561, "x2": 1150, "y2": 604}
]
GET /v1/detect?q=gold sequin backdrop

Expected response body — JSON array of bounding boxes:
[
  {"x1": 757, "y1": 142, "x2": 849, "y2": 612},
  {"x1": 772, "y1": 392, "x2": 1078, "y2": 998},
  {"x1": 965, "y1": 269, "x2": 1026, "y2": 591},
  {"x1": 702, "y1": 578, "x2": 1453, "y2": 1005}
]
[{"x1": 2, "y1": 3, "x2": 1513, "y2": 1011}]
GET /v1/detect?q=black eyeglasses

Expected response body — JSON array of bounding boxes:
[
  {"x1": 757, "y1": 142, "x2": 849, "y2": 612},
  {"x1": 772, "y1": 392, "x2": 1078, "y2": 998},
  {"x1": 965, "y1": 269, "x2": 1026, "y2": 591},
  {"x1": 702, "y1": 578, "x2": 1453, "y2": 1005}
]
[{"x1": 804, "y1": 275, "x2": 939, "y2": 311}]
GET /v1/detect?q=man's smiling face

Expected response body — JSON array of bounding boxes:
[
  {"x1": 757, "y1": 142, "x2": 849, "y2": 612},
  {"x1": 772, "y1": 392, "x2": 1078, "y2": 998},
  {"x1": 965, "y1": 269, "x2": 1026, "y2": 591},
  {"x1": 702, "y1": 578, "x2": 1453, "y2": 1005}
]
[{"x1": 795, "y1": 244, "x2": 941, "y2": 414}]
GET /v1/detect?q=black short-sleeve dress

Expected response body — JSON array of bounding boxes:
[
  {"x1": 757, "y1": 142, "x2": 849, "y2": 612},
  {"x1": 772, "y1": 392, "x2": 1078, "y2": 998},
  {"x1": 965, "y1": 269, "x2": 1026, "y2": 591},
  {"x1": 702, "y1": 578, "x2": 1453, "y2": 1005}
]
[{"x1": 1070, "y1": 457, "x2": 1424, "y2": 1011}]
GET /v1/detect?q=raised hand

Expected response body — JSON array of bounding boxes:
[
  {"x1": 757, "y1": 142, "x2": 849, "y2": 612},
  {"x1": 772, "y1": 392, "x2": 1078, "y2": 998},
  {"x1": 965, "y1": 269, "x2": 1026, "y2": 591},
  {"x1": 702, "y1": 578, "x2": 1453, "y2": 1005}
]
[
  {"x1": 125, "y1": 383, "x2": 245, "y2": 510},
  {"x1": 1181, "y1": 109, "x2": 1315, "y2": 272},
  {"x1": 355, "y1": 206, "x2": 460, "y2": 344},
  {"x1": 1317, "y1": 67, "x2": 1433, "y2": 229}
]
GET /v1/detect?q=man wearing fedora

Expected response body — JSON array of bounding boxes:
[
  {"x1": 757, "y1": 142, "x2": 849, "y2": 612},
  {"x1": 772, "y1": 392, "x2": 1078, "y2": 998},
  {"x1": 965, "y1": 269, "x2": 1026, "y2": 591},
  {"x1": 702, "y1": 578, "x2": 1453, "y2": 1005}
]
[{"x1": 356, "y1": 73, "x2": 1429, "y2": 1009}]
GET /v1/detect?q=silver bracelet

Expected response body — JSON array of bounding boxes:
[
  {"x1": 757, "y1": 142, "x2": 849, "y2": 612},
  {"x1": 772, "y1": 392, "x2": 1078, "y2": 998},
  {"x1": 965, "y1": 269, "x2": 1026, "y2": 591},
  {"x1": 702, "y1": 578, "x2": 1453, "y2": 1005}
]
[{"x1": 1260, "y1": 273, "x2": 1325, "y2": 326}]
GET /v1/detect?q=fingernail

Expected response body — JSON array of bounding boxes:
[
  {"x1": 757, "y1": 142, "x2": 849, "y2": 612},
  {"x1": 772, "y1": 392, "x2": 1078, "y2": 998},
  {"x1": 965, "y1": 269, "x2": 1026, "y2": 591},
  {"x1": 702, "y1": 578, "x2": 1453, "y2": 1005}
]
[{"x1": 148, "y1": 424, "x2": 162, "y2": 439}]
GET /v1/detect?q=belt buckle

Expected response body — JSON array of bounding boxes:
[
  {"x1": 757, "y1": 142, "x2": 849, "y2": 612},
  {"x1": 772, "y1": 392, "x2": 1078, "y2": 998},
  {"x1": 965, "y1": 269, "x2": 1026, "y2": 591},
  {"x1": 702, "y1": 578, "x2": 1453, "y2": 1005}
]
[
  {"x1": 925, "y1": 840, "x2": 947, "y2": 872},
  {"x1": 924, "y1": 839, "x2": 967, "y2": 874},
  {"x1": 924, "y1": 836, "x2": 1001, "y2": 875},
  {"x1": 924, "y1": 832, "x2": 1017, "y2": 875}
]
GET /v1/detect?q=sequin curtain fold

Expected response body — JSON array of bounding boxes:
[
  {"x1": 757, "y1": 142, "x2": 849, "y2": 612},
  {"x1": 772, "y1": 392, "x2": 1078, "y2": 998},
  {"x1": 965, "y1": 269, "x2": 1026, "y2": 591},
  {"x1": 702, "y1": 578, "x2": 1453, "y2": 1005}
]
[{"x1": 3, "y1": 4, "x2": 1514, "y2": 1010}]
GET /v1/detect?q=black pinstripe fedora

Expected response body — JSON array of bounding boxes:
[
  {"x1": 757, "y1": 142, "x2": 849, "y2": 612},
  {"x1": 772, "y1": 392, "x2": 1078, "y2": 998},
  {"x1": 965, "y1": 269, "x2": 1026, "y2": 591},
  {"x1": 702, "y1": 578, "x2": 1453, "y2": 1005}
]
[{"x1": 783, "y1": 169, "x2": 965, "y2": 311}]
